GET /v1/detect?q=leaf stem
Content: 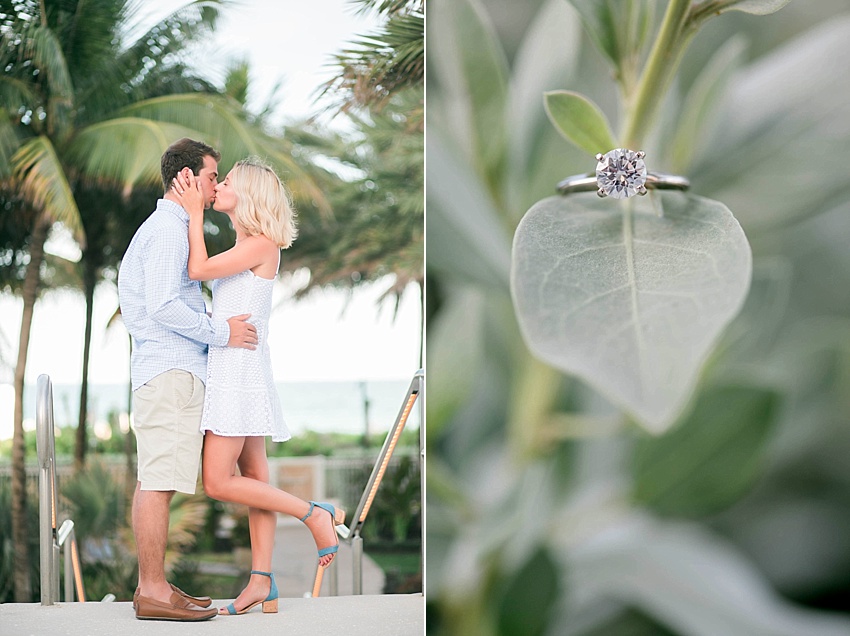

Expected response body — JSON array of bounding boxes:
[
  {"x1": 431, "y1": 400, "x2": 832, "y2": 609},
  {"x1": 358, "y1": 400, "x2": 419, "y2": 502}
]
[{"x1": 622, "y1": 0, "x2": 693, "y2": 148}]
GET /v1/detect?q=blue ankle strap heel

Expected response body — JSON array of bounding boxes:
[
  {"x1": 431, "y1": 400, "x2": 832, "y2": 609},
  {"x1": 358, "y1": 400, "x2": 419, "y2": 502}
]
[
  {"x1": 300, "y1": 501, "x2": 346, "y2": 559},
  {"x1": 221, "y1": 570, "x2": 278, "y2": 615}
]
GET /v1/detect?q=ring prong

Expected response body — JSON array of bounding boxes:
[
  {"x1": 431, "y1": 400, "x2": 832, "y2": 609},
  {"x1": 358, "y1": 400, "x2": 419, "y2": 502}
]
[
  {"x1": 595, "y1": 153, "x2": 604, "y2": 162},
  {"x1": 636, "y1": 151, "x2": 646, "y2": 159},
  {"x1": 597, "y1": 188, "x2": 606, "y2": 198},
  {"x1": 638, "y1": 185, "x2": 648, "y2": 195}
]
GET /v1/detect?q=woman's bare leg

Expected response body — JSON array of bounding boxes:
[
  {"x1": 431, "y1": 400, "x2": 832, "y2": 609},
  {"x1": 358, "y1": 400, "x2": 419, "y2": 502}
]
[
  {"x1": 203, "y1": 432, "x2": 338, "y2": 567},
  {"x1": 222, "y1": 437, "x2": 277, "y2": 611}
]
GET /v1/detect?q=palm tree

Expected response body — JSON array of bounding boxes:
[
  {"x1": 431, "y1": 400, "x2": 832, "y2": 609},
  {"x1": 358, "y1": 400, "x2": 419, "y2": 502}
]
[
  {"x1": 0, "y1": 0, "x2": 215, "y2": 602},
  {"x1": 319, "y1": 0, "x2": 424, "y2": 125},
  {"x1": 287, "y1": 89, "x2": 423, "y2": 295},
  {"x1": 0, "y1": 0, "x2": 326, "y2": 602},
  {"x1": 283, "y1": 88, "x2": 424, "y2": 368}
]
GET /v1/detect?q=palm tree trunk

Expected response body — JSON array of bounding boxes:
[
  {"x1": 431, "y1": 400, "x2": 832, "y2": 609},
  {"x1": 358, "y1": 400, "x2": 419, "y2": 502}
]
[
  {"x1": 11, "y1": 213, "x2": 50, "y2": 602},
  {"x1": 75, "y1": 258, "x2": 96, "y2": 471}
]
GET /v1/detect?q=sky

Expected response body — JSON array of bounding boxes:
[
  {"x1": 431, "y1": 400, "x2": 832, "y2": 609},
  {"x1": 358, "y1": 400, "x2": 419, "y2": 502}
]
[
  {"x1": 134, "y1": 0, "x2": 379, "y2": 126},
  {"x1": 0, "y1": 1, "x2": 422, "y2": 437}
]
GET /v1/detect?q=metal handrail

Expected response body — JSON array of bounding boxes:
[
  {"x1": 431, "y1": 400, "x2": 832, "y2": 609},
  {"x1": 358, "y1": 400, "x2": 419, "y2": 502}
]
[
  {"x1": 311, "y1": 369, "x2": 424, "y2": 596},
  {"x1": 36, "y1": 374, "x2": 86, "y2": 604}
]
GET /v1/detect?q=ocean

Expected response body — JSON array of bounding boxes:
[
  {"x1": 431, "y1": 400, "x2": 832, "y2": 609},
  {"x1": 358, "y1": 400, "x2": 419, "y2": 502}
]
[{"x1": 12, "y1": 379, "x2": 419, "y2": 439}]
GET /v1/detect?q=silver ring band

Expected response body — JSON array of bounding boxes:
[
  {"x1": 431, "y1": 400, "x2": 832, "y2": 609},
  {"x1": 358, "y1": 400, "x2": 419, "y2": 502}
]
[{"x1": 557, "y1": 171, "x2": 690, "y2": 195}]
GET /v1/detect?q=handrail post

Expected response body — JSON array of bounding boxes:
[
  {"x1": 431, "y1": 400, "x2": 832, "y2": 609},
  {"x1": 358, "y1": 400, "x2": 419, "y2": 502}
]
[
  {"x1": 36, "y1": 374, "x2": 58, "y2": 606},
  {"x1": 352, "y1": 534, "x2": 364, "y2": 595},
  {"x1": 417, "y1": 369, "x2": 425, "y2": 592},
  {"x1": 64, "y1": 539, "x2": 73, "y2": 601},
  {"x1": 343, "y1": 370, "x2": 423, "y2": 595},
  {"x1": 36, "y1": 374, "x2": 87, "y2": 604}
]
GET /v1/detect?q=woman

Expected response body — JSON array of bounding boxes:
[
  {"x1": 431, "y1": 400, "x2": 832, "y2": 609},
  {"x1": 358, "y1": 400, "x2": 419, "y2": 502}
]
[{"x1": 172, "y1": 158, "x2": 344, "y2": 616}]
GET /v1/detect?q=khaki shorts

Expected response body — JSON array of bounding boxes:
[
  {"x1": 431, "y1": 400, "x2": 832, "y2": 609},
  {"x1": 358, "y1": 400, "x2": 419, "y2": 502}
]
[{"x1": 133, "y1": 370, "x2": 205, "y2": 494}]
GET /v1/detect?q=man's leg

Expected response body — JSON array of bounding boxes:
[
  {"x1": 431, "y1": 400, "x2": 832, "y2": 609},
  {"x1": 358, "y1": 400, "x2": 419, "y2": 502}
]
[
  {"x1": 132, "y1": 370, "x2": 212, "y2": 620},
  {"x1": 133, "y1": 483, "x2": 175, "y2": 602}
]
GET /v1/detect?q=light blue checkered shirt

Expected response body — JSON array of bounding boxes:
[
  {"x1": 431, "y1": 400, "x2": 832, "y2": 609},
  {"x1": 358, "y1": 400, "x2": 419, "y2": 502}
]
[{"x1": 118, "y1": 199, "x2": 230, "y2": 390}]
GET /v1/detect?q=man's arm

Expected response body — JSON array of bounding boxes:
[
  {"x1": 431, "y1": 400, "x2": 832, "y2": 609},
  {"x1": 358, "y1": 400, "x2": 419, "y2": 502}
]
[{"x1": 144, "y1": 230, "x2": 257, "y2": 349}]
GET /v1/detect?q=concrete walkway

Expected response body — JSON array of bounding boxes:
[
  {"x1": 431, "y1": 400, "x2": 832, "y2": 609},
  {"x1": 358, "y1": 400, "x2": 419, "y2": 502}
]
[
  {"x1": 0, "y1": 595, "x2": 423, "y2": 636},
  {"x1": 0, "y1": 518, "x2": 421, "y2": 635}
]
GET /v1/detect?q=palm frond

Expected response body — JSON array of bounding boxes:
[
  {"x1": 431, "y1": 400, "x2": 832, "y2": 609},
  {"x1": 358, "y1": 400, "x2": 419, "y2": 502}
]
[
  {"x1": 350, "y1": 0, "x2": 423, "y2": 17},
  {"x1": 0, "y1": 116, "x2": 20, "y2": 179},
  {"x1": 120, "y1": 0, "x2": 225, "y2": 70},
  {"x1": 256, "y1": 143, "x2": 332, "y2": 217},
  {"x1": 224, "y1": 59, "x2": 251, "y2": 106},
  {"x1": 57, "y1": 0, "x2": 127, "y2": 77},
  {"x1": 319, "y1": 11, "x2": 424, "y2": 115},
  {"x1": 69, "y1": 1, "x2": 226, "y2": 119},
  {"x1": 11, "y1": 135, "x2": 82, "y2": 235},
  {"x1": 21, "y1": 24, "x2": 74, "y2": 109},
  {"x1": 120, "y1": 94, "x2": 263, "y2": 168},
  {"x1": 0, "y1": 76, "x2": 40, "y2": 115},
  {"x1": 164, "y1": 492, "x2": 209, "y2": 570},
  {"x1": 121, "y1": 93, "x2": 331, "y2": 212},
  {"x1": 70, "y1": 117, "x2": 202, "y2": 190}
]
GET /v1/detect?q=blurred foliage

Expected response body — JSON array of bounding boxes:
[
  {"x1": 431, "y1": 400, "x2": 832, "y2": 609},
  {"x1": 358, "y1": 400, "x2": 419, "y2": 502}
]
[
  {"x1": 0, "y1": 476, "x2": 38, "y2": 603},
  {"x1": 267, "y1": 426, "x2": 419, "y2": 458},
  {"x1": 351, "y1": 454, "x2": 421, "y2": 545},
  {"x1": 0, "y1": 458, "x2": 208, "y2": 602},
  {"x1": 287, "y1": 88, "x2": 424, "y2": 298},
  {"x1": 0, "y1": 426, "x2": 421, "y2": 460},
  {"x1": 426, "y1": 0, "x2": 850, "y2": 634}
]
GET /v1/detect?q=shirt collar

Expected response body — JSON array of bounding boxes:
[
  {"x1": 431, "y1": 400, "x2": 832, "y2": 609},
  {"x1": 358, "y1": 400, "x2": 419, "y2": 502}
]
[{"x1": 157, "y1": 198, "x2": 190, "y2": 223}]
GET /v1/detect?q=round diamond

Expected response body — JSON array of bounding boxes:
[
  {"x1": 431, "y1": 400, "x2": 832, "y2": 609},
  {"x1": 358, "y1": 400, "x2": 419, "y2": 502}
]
[{"x1": 595, "y1": 149, "x2": 647, "y2": 199}]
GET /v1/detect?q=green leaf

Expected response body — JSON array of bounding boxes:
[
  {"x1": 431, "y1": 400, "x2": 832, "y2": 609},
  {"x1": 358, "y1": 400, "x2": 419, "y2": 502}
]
[
  {"x1": 544, "y1": 90, "x2": 617, "y2": 157},
  {"x1": 426, "y1": 290, "x2": 487, "y2": 440},
  {"x1": 709, "y1": 258, "x2": 792, "y2": 378},
  {"x1": 567, "y1": 0, "x2": 655, "y2": 88},
  {"x1": 577, "y1": 609, "x2": 678, "y2": 636},
  {"x1": 567, "y1": 0, "x2": 619, "y2": 64},
  {"x1": 633, "y1": 384, "x2": 780, "y2": 516},
  {"x1": 511, "y1": 193, "x2": 752, "y2": 433},
  {"x1": 669, "y1": 35, "x2": 746, "y2": 173},
  {"x1": 691, "y1": 16, "x2": 850, "y2": 229},
  {"x1": 427, "y1": 134, "x2": 511, "y2": 290},
  {"x1": 429, "y1": 0, "x2": 509, "y2": 184},
  {"x1": 563, "y1": 514, "x2": 850, "y2": 636},
  {"x1": 508, "y1": 0, "x2": 582, "y2": 177},
  {"x1": 494, "y1": 547, "x2": 560, "y2": 636},
  {"x1": 714, "y1": 0, "x2": 793, "y2": 16}
]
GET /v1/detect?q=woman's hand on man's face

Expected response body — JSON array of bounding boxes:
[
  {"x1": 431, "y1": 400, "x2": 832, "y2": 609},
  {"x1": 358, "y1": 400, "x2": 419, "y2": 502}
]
[{"x1": 172, "y1": 170, "x2": 204, "y2": 215}]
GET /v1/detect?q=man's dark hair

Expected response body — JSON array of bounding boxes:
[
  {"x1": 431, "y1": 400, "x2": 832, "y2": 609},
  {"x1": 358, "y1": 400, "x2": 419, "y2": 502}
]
[{"x1": 160, "y1": 138, "x2": 221, "y2": 193}]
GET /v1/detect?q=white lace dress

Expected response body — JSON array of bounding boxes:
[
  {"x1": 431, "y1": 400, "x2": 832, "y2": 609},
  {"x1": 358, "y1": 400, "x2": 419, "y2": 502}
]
[{"x1": 200, "y1": 269, "x2": 291, "y2": 442}]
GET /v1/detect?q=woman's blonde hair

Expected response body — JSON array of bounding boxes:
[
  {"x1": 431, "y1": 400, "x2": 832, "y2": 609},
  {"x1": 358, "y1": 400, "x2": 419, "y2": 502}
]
[{"x1": 230, "y1": 157, "x2": 298, "y2": 248}]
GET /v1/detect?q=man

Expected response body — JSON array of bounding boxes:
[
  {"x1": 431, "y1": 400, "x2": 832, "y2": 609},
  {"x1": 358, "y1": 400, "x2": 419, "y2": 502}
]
[{"x1": 118, "y1": 138, "x2": 258, "y2": 621}]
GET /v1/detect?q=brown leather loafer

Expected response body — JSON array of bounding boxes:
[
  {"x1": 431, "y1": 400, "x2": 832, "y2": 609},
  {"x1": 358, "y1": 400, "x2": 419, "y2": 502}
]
[
  {"x1": 133, "y1": 584, "x2": 213, "y2": 610},
  {"x1": 171, "y1": 584, "x2": 213, "y2": 607},
  {"x1": 135, "y1": 591, "x2": 217, "y2": 621}
]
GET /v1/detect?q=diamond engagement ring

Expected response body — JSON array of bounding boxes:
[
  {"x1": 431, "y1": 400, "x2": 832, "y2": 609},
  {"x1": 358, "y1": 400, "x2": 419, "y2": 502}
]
[{"x1": 556, "y1": 148, "x2": 690, "y2": 199}]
